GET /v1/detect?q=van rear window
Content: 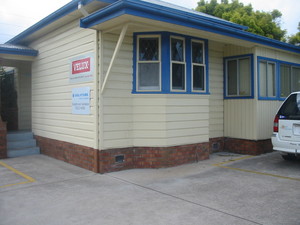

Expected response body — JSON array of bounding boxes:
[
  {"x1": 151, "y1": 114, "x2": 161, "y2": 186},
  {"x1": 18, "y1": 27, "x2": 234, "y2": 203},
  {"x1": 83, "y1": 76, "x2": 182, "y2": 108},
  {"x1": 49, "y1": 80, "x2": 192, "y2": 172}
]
[{"x1": 278, "y1": 93, "x2": 300, "y2": 120}]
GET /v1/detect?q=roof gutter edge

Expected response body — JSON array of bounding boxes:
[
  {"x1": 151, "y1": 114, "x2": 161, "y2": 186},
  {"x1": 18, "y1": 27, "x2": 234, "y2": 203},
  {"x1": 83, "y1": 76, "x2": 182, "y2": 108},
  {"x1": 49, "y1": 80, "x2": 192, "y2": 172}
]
[
  {"x1": 80, "y1": 0, "x2": 300, "y2": 54},
  {"x1": 6, "y1": 0, "x2": 94, "y2": 45}
]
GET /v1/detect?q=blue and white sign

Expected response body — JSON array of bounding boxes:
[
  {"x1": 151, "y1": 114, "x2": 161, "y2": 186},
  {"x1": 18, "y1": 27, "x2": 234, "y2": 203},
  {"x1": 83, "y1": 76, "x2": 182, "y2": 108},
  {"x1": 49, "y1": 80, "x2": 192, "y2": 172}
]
[{"x1": 72, "y1": 87, "x2": 91, "y2": 115}]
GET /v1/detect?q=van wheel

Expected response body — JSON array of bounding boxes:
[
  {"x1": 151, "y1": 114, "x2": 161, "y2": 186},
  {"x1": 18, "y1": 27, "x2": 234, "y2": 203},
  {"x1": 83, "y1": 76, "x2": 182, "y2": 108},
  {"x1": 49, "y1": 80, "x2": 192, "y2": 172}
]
[{"x1": 281, "y1": 154, "x2": 297, "y2": 160}]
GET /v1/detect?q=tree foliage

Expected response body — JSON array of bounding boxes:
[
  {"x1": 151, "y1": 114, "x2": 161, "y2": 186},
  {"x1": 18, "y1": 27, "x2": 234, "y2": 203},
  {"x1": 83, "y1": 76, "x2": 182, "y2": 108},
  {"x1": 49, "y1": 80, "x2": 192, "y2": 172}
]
[
  {"x1": 288, "y1": 22, "x2": 300, "y2": 46},
  {"x1": 195, "y1": 0, "x2": 286, "y2": 41}
]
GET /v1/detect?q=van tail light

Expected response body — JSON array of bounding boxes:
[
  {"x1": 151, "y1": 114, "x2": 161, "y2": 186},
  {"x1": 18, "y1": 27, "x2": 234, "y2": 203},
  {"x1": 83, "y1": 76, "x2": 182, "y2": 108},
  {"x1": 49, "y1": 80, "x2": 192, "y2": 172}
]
[{"x1": 273, "y1": 115, "x2": 279, "y2": 132}]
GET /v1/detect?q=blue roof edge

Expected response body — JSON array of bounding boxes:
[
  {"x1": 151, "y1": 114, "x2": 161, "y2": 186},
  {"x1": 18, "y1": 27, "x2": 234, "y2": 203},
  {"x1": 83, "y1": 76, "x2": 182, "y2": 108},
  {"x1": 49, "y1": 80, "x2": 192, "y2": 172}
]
[
  {"x1": 6, "y1": 0, "x2": 105, "y2": 45},
  {"x1": 0, "y1": 44, "x2": 38, "y2": 57},
  {"x1": 80, "y1": 0, "x2": 300, "y2": 54}
]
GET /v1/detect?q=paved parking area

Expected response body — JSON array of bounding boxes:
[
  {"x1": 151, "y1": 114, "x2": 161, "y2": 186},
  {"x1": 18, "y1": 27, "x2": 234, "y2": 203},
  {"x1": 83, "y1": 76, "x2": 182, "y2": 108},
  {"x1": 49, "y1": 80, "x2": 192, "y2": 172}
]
[{"x1": 0, "y1": 152, "x2": 300, "y2": 225}]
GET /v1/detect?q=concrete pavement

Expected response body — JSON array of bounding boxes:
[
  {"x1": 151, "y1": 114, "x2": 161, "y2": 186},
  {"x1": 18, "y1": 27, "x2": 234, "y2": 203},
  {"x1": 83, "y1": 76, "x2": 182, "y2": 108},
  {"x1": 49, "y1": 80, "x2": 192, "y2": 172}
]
[{"x1": 1, "y1": 152, "x2": 299, "y2": 225}]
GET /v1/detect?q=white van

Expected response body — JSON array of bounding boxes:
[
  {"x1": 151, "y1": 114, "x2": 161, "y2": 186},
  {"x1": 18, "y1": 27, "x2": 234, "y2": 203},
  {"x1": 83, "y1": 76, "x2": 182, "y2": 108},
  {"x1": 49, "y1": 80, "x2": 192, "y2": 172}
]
[{"x1": 272, "y1": 92, "x2": 300, "y2": 160}]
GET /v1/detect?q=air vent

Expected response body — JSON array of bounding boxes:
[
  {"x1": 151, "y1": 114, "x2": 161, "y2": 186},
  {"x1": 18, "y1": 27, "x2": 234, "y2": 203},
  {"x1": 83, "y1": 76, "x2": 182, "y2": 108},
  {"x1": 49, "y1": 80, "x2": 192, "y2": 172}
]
[{"x1": 115, "y1": 155, "x2": 125, "y2": 163}]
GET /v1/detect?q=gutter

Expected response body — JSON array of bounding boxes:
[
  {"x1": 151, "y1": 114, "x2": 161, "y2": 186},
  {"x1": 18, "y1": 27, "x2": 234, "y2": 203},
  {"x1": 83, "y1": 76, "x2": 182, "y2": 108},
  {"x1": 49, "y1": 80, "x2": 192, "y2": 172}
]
[
  {"x1": 6, "y1": 0, "x2": 95, "y2": 45},
  {"x1": 80, "y1": 0, "x2": 300, "y2": 54},
  {"x1": 0, "y1": 44, "x2": 38, "y2": 56}
]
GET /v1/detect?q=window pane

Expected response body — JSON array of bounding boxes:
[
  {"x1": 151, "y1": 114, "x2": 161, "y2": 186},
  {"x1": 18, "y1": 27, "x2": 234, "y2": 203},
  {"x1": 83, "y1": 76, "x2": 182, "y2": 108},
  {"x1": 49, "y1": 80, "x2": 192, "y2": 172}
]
[
  {"x1": 139, "y1": 38, "x2": 159, "y2": 61},
  {"x1": 192, "y1": 42, "x2": 203, "y2": 64},
  {"x1": 172, "y1": 63, "x2": 185, "y2": 90},
  {"x1": 259, "y1": 61, "x2": 267, "y2": 97},
  {"x1": 193, "y1": 65, "x2": 204, "y2": 90},
  {"x1": 171, "y1": 38, "x2": 184, "y2": 62},
  {"x1": 227, "y1": 60, "x2": 237, "y2": 95},
  {"x1": 278, "y1": 93, "x2": 300, "y2": 119},
  {"x1": 280, "y1": 65, "x2": 291, "y2": 97},
  {"x1": 239, "y1": 58, "x2": 250, "y2": 96},
  {"x1": 138, "y1": 63, "x2": 160, "y2": 90},
  {"x1": 267, "y1": 63, "x2": 275, "y2": 97},
  {"x1": 292, "y1": 67, "x2": 300, "y2": 92}
]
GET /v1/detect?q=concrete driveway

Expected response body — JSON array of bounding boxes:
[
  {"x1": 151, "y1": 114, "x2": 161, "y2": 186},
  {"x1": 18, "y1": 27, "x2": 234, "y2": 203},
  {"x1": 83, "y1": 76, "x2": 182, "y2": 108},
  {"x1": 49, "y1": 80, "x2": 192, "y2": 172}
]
[{"x1": 1, "y1": 152, "x2": 299, "y2": 225}]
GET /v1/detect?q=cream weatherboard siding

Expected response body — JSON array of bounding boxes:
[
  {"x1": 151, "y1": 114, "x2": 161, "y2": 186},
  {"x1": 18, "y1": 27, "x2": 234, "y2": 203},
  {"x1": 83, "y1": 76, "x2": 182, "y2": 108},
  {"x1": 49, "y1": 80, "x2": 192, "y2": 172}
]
[
  {"x1": 101, "y1": 32, "x2": 134, "y2": 149},
  {"x1": 165, "y1": 95, "x2": 209, "y2": 146},
  {"x1": 30, "y1": 21, "x2": 97, "y2": 148},
  {"x1": 16, "y1": 63, "x2": 32, "y2": 130},
  {"x1": 257, "y1": 101, "x2": 282, "y2": 140},
  {"x1": 256, "y1": 47, "x2": 300, "y2": 63},
  {"x1": 101, "y1": 32, "x2": 210, "y2": 150},
  {"x1": 255, "y1": 47, "x2": 300, "y2": 140},
  {"x1": 223, "y1": 45, "x2": 257, "y2": 140},
  {"x1": 209, "y1": 41, "x2": 224, "y2": 139},
  {"x1": 224, "y1": 99, "x2": 257, "y2": 140}
]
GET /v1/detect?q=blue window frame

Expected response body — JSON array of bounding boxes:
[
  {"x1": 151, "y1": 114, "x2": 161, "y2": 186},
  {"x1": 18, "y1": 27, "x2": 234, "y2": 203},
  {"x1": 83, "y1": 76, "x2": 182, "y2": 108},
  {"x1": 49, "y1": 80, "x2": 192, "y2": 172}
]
[
  {"x1": 136, "y1": 35, "x2": 161, "y2": 91},
  {"x1": 280, "y1": 63, "x2": 300, "y2": 99},
  {"x1": 258, "y1": 57, "x2": 277, "y2": 100},
  {"x1": 257, "y1": 56, "x2": 300, "y2": 100},
  {"x1": 224, "y1": 54, "x2": 254, "y2": 99},
  {"x1": 132, "y1": 32, "x2": 209, "y2": 94}
]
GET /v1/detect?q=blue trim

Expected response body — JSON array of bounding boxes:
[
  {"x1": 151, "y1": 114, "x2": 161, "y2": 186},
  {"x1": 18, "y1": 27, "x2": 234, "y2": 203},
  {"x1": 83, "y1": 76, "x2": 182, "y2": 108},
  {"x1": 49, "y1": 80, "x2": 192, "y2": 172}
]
[
  {"x1": 6, "y1": 0, "x2": 118, "y2": 44},
  {"x1": 132, "y1": 31, "x2": 209, "y2": 95},
  {"x1": 224, "y1": 54, "x2": 254, "y2": 99},
  {"x1": 257, "y1": 57, "x2": 278, "y2": 100},
  {"x1": 80, "y1": 0, "x2": 300, "y2": 54},
  {"x1": 0, "y1": 45, "x2": 38, "y2": 56},
  {"x1": 162, "y1": 33, "x2": 170, "y2": 93},
  {"x1": 256, "y1": 56, "x2": 300, "y2": 101}
]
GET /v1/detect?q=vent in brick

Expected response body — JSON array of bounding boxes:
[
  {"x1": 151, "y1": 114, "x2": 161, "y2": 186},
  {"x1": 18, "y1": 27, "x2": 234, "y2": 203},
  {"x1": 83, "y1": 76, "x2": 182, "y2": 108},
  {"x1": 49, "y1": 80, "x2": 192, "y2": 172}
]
[
  {"x1": 212, "y1": 142, "x2": 220, "y2": 151},
  {"x1": 115, "y1": 155, "x2": 125, "y2": 163}
]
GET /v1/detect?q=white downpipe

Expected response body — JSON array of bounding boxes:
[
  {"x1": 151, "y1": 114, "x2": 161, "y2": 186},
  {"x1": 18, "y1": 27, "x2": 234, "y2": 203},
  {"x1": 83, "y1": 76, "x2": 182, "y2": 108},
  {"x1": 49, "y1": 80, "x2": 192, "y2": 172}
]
[
  {"x1": 101, "y1": 24, "x2": 129, "y2": 94},
  {"x1": 78, "y1": 1, "x2": 89, "y2": 17}
]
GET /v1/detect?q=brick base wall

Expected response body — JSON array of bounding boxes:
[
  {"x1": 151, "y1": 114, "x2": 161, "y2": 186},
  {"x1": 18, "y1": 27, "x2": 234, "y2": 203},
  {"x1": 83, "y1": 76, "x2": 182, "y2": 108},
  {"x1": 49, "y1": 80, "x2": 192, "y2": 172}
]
[
  {"x1": 224, "y1": 138, "x2": 272, "y2": 155},
  {"x1": 35, "y1": 135, "x2": 272, "y2": 173},
  {"x1": 209, "y1": 137, "x2": 225, "y2": 153},
  {"x1": 35, "y1": 135, "x2": 210, "y2": 174},
  {"x1": 99, "y1": 143, "x2": 210, "y2": 173},
  {"x1": 0, "y1": 119, "x2": 7, "y2": 159},
  {"x1": 35, "y1": 136, "x2": 99, "y2": 173}
]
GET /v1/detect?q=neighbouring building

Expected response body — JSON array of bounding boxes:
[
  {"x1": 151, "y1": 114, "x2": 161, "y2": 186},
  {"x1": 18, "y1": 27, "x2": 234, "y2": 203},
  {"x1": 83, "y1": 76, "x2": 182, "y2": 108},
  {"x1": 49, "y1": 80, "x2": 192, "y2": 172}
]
[{"x1": 0, "y1": 0, "x2": 299, "y2": 173}]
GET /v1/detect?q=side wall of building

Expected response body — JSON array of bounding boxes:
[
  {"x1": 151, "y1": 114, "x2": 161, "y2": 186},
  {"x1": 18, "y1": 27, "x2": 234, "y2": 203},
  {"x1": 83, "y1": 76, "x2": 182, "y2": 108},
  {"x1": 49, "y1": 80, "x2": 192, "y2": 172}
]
[
  {"x1": 30, "y1": 21, "x2": 97, "y2": 148},
  {"x1": 223, "y1": 45, "x2": 256, "y2": 140},
  {"x1": 101, "y1": 32, "x2": 211, "y2": 150},
  {"x1": 30, "y1": 20, "x2": 99, "y2": 172},
  {"x1": 255, "y1": 47, "x2": 300, "y2": 140}
]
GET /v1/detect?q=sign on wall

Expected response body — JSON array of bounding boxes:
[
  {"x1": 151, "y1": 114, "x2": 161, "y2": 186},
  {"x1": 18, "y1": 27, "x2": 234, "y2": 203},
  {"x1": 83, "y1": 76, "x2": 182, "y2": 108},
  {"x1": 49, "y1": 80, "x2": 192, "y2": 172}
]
[
  {"x1": 72, "y1": 87, "x2": 91, "y2": 115},
  {"x1": 70, "y1": 53, "x2": 94, "y2": 83}
]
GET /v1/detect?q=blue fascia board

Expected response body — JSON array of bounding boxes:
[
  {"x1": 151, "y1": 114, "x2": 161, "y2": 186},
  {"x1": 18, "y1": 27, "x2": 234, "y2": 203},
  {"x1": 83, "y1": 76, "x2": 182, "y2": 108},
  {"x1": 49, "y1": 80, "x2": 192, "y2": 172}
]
[
  {"x1": 98, "y1": 0, "x2": 118, "y2": 3},
  {"x1": 126, "y1": 0, "x2": 247, "y2": 30},
  {"x1": 80, "y1": 0, "x2": 300, "y2": 54},
  {"x1": 81, "y1": 0, "x2": 246, "y2": 30},
  {"x1": 0, "y1": 47, "x2": 38, "y2": 57},
  {"x1": 6, "y1": 0, "x2": 96, "y2": 45}
]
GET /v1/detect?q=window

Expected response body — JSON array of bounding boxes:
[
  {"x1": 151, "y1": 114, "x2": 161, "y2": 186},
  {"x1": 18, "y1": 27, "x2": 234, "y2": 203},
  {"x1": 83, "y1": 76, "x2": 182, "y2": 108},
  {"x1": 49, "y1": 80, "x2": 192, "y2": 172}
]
[
  {"x1": 171, "y1": 37, "x2": 186, "y2": 91},
  {"x1": 133, "y1": 32, "x2": 209, "y2": 94},
  {"x1": 192, "y1": 40, "x2": 205, "y2": 91},
  {"x1": 225, "y1": 55, "x2": 252, "y2": 98},
  {"x1": 259, "y1": 60, "x2": 276, "y2": 98},
  {"x1": 280, "y1": 64, "x2": 300, "y2": 98},
  {"x1": 137, "y1": 36, "x2": 161, "y2": 91}
]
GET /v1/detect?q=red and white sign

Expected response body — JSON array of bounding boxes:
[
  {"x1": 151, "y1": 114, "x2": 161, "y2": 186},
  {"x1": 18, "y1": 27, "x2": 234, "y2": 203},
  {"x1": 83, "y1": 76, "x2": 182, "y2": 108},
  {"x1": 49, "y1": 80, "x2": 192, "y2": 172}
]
[
  {"x1": 72, "y1": 57, "x2": 91, "y2": 75},
  {"x1": 70, "y1": 53, "x2": 94, "y2": 83}
]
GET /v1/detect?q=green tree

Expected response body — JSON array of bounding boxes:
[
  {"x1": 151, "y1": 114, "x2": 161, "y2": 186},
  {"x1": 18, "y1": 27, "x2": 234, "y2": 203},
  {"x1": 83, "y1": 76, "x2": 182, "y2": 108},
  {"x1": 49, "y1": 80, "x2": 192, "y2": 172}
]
[
  {"x1": 288, "y1": 22, "x2": 300, "y2": 46},
  {"x1": 195, "y1": 0, "x2": 286, "y2": 41}
]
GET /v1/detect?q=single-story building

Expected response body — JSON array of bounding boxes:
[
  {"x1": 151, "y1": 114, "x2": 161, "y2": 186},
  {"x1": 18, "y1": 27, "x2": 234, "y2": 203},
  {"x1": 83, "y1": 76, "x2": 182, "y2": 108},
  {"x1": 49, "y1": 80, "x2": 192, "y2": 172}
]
[{"x1": 0, "y1": 0, "x2": 300, "y2": 173}]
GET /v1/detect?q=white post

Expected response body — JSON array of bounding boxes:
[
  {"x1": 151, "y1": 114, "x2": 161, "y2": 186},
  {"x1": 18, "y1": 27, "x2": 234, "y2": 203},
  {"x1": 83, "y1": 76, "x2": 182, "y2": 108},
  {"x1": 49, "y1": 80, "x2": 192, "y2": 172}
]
[{"x1": 101, "y1": 24, "x2": 129, "y2": 94}]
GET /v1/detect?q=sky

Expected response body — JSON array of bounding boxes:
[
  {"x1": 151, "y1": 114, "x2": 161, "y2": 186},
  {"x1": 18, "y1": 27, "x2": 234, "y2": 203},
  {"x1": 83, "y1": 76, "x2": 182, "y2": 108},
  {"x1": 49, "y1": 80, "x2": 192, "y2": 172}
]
[{"x1": 0, "y1": 0, "x2": 299, "y2": 44}]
